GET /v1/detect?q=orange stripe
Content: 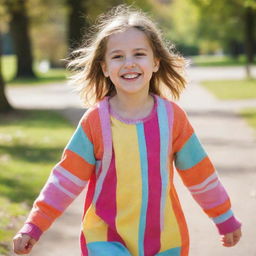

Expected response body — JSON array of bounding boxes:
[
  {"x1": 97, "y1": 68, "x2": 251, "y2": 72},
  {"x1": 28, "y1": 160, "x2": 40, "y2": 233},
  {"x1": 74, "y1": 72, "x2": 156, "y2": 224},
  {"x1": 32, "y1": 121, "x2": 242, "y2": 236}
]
[
  {"x1": 204, "y1": 200, "x2": 231, "y2": 217},
  {"x1": 60, "y1": 150, "x2": 94, "y2": 181},
  {"x1": 81, "y1": 107, "x2": 103, "y2": 160},
  {"x1": 169, "y1": 185, "x2": 189, "y2": 256},
  {"x1": 172, "y1": 103, "x2": 194, "y2": 154},
  {"x1": 28, "y1": 201, "x2": 62, "y2": 231},
  {"x1": 177, "y1": 157, "x2": 215, "y2": 187}
]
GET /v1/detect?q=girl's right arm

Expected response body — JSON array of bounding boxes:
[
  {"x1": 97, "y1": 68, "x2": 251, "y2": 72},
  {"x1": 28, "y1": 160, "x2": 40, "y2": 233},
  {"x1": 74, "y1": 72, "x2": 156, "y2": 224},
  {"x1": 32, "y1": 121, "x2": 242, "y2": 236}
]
[{"x1": 13, "y1": 109, "x2": 97, "y2": 248}]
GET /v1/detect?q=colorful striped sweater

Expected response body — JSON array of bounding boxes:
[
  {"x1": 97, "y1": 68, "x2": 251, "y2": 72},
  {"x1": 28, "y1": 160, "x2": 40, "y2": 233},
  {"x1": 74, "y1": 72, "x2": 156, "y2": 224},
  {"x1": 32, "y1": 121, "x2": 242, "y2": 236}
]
[{"x1": 19, "y1": 95, "x2": 241, "y2": 256}]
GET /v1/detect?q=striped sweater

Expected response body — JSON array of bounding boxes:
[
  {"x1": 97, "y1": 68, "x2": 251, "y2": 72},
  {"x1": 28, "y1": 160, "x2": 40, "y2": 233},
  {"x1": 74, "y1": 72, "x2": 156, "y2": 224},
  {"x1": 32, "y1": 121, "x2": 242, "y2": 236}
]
[{"x1": 19, "y1": 95, "x2": 241, "y2": 256}]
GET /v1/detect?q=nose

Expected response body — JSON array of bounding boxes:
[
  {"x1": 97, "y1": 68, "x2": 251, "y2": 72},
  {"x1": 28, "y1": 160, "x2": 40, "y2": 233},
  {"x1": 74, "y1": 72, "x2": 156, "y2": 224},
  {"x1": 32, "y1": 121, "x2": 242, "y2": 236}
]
[{"x1": 124, "y1": 57, "x2": 136, "y2": 68}]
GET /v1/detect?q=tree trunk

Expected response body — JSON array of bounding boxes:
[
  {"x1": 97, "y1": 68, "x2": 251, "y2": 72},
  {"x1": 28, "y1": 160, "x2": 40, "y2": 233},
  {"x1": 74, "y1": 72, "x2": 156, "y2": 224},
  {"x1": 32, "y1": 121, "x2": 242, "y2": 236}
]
[
  {"x1": 244, "y1": 6, "x2": 255, "y2": 79},
  {"x1": 0, "y1": 34, "x2": 13, "y2": 113},
  {"x1": 67, "y1": 0, "x2": 89, "y2": 51},
  {"x1": 6, "y1": 0, "x2": 36, "y2": 78}
]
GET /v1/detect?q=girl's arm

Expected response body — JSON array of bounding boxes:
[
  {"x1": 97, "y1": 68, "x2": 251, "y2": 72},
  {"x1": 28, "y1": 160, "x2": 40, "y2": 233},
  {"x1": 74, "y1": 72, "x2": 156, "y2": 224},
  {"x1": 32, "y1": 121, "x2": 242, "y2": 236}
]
[
  {"x1": 172, "y1": 103, "x2": 241, "y2": 241},
  {"x1": 16, "y1": 110, "x2": 96, "y2": 242}
]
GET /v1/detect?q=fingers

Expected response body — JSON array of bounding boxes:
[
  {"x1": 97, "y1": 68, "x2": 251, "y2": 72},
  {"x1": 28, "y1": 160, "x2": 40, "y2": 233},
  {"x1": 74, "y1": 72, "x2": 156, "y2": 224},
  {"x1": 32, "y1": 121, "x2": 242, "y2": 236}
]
[
  {"x1": 233, "y1": 228, "x2": 242, "y2": 245},
  {"x1": 221, "y1": 228, "x2": 242, "y2": 247},
  {"x1": 13, "y1": 234, "x2": 36, "y2": 255}
]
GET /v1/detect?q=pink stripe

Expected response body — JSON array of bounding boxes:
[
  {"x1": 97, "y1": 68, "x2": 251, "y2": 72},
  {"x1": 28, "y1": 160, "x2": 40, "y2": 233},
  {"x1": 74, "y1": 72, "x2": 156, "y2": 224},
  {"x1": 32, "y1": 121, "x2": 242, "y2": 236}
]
[
  {"x1": 82, "y1": 173, "x2": 96, "y2": 218},
  {"x1": 80, "y1": 231, "x2": 88, "y2": 256},
  {"x1": 95, "y1": 155, "x2": 126, "y2": 245},
  {"x1": 144, "y1": 114, "x2": 161, "y2": 256},
  {"x1": 188, "y1": 172, "x2": 218, "y2": 191},
  {"x1": 192, "y1": 183, "x2": 229, "y2": 210},
  {"x1": 189, "y1": 177, "x2": 218, "y2": 193},
  {"x1": 93, "y1": 99, "x2": 113, "y2": 203},
  {"x1": 53, "y1": 169, "x2": 83, "y2": 195},
  {"x1": 99, "y1": 98, "x2": 112, "y2": 167},
  {"x1": 39, "y1": 183, "x2": 73, "y2": 211},
  {"x1": 19, "y1": 223, "x2": 42, "y2": 241},
  {"x1": 81, "y1": 174, "x2": 96, "y2": 255},
  {"x1": 216, "y1": 216, "x2": 241, "y2": 235}
]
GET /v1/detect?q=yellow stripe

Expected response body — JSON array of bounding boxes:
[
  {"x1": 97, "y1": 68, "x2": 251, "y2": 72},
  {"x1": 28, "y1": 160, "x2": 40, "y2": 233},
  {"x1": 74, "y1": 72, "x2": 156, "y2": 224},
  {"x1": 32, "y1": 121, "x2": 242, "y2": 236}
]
[
  {"x1": 111, "y1": 117, "x2": 142, "y2": 256},
  {"x1": 160, "y1": 179, "x2": 182, "y2": 251},
  {"x1": 82, "y1": 204, "x2": 108, "y2": 243}
]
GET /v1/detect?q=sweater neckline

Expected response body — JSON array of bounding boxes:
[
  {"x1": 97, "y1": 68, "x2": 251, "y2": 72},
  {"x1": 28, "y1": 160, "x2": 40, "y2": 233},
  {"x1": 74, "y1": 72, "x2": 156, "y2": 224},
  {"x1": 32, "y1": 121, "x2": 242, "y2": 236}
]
[{"x1": 108, "y1": 95, "x2": 157, "y2": 125}]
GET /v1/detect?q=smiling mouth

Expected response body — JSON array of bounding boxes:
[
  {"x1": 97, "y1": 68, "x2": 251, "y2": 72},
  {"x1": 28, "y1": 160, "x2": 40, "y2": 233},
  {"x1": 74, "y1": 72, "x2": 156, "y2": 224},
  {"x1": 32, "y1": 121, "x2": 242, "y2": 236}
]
[{"x1": 121, "y1": 73, "x2": 141, "y2": 79}]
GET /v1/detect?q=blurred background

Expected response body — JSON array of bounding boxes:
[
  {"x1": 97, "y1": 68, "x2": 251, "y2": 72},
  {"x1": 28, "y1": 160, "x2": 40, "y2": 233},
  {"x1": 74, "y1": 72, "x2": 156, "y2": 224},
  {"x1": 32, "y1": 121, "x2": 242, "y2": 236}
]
[
  {"x1": 0, "y1": 0, "x2": 255, "y2": 89},
  {"x1": 0, "y1": 0, "x2": 256, "y2": 255}
]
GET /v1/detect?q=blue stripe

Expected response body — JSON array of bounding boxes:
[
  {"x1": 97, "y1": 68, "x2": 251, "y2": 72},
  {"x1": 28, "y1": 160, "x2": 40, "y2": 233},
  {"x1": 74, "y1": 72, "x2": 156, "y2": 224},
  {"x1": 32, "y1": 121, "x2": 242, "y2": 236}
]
[
  {"x1": 157, "y1": 97, "x2": 169, "y2": 230},
  {"x1": 87, "y1": 241, "x2": 131, "y2": 256},
  {"x1": 137, "y1": 123, "x2": 148, "y2": 256},
  {"x1": 175, "y1": 133, "x2": 207, "y2": 170},
  {"x1": 156, "y1": 247, "x2": 181, "y2": 256},
  {"x1": 212, "y1": 209, "x2": 233, "y2": 224},
  {"x1": 66, "y1": 125, "x2": 95, "y2": 165}
]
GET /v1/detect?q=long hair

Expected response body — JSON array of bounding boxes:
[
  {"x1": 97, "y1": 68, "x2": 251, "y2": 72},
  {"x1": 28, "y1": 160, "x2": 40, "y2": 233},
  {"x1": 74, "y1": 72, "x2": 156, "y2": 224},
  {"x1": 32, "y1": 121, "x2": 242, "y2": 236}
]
[{"x1": 67, "y1": 5, "x2": 187, "y2": 106}]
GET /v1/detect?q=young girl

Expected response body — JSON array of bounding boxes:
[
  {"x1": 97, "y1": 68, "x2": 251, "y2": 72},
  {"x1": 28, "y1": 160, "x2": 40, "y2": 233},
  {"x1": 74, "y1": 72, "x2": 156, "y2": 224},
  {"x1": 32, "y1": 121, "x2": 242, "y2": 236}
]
[{"x1": 13, "y1": 5, "x2": 241, "y2": 256}]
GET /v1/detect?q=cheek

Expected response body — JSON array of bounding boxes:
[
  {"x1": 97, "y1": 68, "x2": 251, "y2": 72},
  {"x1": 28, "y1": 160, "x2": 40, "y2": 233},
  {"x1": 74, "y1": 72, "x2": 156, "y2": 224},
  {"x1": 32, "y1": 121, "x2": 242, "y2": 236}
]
[{"x1": 108, "y1": 63, "x2": 120, "y2": 76}]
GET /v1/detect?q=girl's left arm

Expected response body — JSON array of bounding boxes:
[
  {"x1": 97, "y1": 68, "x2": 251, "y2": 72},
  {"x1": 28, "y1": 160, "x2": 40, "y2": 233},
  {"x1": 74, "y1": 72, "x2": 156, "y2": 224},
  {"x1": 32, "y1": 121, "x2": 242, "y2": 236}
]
[{"x1": 172, "y1": 103, "x2": 241, "y2": 239}]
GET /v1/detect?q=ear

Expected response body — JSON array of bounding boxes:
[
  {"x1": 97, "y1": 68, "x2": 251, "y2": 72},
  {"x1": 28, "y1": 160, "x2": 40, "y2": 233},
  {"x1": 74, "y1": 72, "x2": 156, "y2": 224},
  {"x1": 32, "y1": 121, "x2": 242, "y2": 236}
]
[
  {"x1": 153, "y1": 58, "x2": 160, "y2": 73},
  {"x1": 101, "y1": 61, "x2": 109, "y2": 77}
]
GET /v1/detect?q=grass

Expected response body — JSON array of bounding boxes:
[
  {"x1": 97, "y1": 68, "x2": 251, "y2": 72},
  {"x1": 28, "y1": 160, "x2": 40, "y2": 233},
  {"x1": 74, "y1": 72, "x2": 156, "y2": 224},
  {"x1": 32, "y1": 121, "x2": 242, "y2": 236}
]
[
  {"x1": 201, "y1": 79, "x2": 256, "y2": 100},
  {"x1": 201, "y1": 79, "x2": 256, "y2": 133},
  {"x1": 191, "y1": 55, "x2": 256, "y2": 67},
  {"x1": 2, "y1": 55, "x2": 67, "y2": 86},
  {"x1": 0, "y1": 110, "x2": 74, "y2": 255},
  {"x1": 241, "y1": 108, "x2": 256, "y2": 132}
]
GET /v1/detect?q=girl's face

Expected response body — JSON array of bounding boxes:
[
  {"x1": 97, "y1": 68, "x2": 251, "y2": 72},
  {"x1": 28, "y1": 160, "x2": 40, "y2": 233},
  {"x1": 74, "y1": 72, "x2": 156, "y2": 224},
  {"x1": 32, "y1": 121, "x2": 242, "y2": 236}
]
[{"x1": 101, "y1": 27, "x2": 159, "y2": 97}]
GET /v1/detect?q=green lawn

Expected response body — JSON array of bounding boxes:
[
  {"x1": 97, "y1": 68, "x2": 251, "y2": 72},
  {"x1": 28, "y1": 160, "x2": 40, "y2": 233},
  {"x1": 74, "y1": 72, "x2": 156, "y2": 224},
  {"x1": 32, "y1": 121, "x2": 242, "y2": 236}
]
[
  {"x1": 0, "y1": 110, "x2": 74, "y2": 255},
  {"x1": 191, "y1": 55, "x2": 256, "y2": 67},
  {"x1": 2, "y1": 55, "x2": 67, "y2": 85},
  {"x1": 241, "y1": 108, "x2": 256, "y2": 131},
  {"x1": 201, "y1": 79, "x2": 256, "y2": 100},
  {"x1": 201, "y1": 79, "x2": 256, "y2": 133}
]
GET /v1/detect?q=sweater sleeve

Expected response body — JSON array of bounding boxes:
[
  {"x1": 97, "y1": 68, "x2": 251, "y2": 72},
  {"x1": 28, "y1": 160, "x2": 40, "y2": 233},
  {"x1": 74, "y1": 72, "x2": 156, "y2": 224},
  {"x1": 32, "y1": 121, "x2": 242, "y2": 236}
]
[
  {"x1": 172, "y1": 102, "x2": 241, "y2": 235},
  {"x1": 18, "y1": 110, "x2": 96, "y2": 241}
]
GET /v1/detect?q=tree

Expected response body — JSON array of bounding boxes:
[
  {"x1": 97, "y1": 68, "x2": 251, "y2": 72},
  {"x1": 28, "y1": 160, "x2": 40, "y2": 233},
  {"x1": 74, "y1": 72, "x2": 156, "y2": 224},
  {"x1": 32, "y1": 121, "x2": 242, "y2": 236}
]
[
  {"x1": 4, "y1": 0, "x2": 36, "y2": 78},
  {"x1": 187, "y1": 0, "x2": 256, "y2": 77},
  {"x1": 66, "y1": 0, "x2": 89, "y2": 51},
  {"x1": 0, "y1": 33, "x2": 13, "y2": 113},
  {"x1": 190, "y1": 0, "x2": 255, "y2": 60}
]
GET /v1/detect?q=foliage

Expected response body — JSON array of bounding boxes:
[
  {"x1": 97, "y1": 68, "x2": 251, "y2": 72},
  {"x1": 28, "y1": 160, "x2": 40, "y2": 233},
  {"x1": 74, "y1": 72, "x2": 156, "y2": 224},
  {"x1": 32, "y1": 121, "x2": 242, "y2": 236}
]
[
  {"x1": 189, "y1": 0, "x2": 256, "y2": 55},
  {"x1": 28, "y1": 0, "x2": 68, "y2": 66}
]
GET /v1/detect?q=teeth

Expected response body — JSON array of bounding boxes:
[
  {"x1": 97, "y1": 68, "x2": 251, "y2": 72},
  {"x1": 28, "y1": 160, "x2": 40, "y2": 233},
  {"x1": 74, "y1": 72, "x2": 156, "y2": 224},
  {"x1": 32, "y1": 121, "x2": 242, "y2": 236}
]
[{"x1": 123, "y1": 74, "x2": 139, "y2": 79}]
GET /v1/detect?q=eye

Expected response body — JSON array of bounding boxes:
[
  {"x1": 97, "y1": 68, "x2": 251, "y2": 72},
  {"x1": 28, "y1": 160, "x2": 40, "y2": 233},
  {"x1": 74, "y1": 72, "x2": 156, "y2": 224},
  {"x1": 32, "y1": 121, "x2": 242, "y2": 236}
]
[
  {"x1": 135, "y1": 52, "x2": 146, "y2": 57},
  {"x1": 112, "y1": 55, "x2": 123, "y2": 59}
]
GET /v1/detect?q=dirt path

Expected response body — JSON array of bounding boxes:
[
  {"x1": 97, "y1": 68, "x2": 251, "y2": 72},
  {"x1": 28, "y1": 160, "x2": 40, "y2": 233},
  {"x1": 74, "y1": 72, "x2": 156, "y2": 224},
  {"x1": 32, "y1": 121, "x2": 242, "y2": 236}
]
[{"x1": 7, "y1": 66, "x2": 256, "y2": 255}]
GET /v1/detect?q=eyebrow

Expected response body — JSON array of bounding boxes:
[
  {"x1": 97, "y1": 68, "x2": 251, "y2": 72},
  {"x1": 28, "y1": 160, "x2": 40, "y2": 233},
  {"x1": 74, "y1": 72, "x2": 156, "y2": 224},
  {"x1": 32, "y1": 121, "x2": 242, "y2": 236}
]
[{"x1": 109, "y1": 48, "x2": 148, "y2": 55}]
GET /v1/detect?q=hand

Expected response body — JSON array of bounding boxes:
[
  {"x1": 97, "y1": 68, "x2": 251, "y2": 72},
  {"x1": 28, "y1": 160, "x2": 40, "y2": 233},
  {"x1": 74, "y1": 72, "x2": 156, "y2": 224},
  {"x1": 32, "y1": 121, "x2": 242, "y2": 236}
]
[
  {"x1": 221, "y1": 228, "x2": 242, "y2": 247},
  {"x1": 13, "y1": 233, "x2": 37, "y2": 255}
]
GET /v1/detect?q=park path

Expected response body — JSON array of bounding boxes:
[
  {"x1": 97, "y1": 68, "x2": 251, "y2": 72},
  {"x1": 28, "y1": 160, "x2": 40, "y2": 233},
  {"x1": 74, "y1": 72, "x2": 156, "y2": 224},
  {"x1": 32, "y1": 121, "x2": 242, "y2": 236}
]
[{"x1": 6, "y1": 66, "x2": 256, "y2": 256}]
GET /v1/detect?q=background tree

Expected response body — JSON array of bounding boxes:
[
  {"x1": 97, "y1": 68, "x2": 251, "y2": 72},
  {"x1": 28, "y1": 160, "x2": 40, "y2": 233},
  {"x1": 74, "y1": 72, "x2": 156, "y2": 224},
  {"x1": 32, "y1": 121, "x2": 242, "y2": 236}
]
[
  {"x1": 28, "y1": 0, "x2": 67, "y2": 68},
  {"x1": 3, "y1": 0, "x2": 36, "y2": 78},
  {"x1": 0, "y1": 33, "x2": 13, "y2": 113},
  {"x1": 189, "y1": 0, "x2": 256, "y2": 60},
  {"x1": 66, "y1": 0, "x2": 89, "y2": 51}
]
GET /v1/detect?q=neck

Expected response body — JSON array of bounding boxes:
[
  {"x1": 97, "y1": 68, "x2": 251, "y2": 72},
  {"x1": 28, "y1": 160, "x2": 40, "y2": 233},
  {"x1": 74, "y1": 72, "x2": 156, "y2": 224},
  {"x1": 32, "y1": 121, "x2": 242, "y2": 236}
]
[{"x1": 110, "y1": 92, "x2": 154, "y2": 120}]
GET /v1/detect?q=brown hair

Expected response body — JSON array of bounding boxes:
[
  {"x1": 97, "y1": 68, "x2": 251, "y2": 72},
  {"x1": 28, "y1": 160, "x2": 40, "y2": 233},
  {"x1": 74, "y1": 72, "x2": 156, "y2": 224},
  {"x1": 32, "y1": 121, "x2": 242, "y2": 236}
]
[{"x1": 67, "y1": 5, "x2": 187, "y2": 106}]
